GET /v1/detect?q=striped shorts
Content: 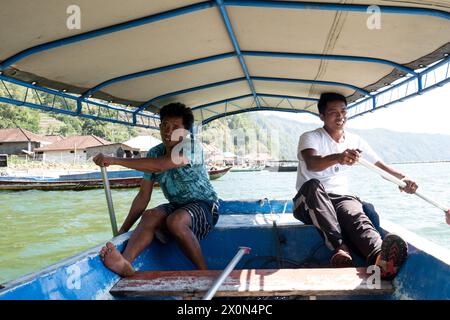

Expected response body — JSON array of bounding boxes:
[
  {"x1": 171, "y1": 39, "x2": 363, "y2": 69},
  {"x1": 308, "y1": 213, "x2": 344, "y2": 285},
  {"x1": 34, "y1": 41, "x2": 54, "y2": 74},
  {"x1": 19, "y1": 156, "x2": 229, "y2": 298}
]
[{"x1": 156, "y1": 200, "x2": 219, "y2": 240}]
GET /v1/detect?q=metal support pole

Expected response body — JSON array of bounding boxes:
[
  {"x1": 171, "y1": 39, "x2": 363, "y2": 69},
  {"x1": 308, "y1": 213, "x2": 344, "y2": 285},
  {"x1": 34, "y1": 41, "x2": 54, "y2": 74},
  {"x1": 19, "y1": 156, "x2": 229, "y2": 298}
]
[
  {"x1": 100, "y1": 166, "x2": 119, "y2": 236},
  {"x1": 203, "y1": 246, "x2": 251, "y2": 300}
]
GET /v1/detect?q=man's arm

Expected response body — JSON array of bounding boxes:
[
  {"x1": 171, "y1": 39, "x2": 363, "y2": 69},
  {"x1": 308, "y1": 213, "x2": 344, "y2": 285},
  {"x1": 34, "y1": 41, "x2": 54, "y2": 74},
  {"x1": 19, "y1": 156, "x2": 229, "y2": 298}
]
[
  {"x1": 301, "y1": 148, "x2": 360, "y2": 172},
  {"x1": 374, "y1": 160, "x2": 418, "y2": 194},
  {"x1": 118, "y1": 179, "x2": 154, "y2": 234},
  {"x1": 93, "y1": 152, "x2": 188, "y2": 173}
]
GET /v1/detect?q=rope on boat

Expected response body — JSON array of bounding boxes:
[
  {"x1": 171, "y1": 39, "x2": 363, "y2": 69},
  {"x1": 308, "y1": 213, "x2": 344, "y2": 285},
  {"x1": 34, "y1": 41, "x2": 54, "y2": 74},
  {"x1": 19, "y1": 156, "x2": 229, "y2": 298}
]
[{"x1": 272, "y1": 220, "x2": 284, "y2": 268}]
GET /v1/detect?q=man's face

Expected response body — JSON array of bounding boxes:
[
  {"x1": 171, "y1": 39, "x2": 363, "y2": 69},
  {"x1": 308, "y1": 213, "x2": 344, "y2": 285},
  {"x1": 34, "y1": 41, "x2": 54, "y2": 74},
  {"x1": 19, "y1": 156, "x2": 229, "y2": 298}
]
[
  {"x1": 159, "y1": 116, "x2": 187, "y2": 148},
  {"x1": 320, "y1": 100, "x2": 347, "y2": 131}
]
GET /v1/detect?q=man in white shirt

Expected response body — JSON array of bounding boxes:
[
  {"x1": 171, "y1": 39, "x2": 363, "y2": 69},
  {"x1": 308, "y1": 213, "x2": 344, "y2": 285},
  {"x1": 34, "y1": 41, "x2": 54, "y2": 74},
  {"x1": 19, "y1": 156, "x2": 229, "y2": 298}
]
[{"x1": 293, "y1": 92, "x2": 418, "y2": 279}]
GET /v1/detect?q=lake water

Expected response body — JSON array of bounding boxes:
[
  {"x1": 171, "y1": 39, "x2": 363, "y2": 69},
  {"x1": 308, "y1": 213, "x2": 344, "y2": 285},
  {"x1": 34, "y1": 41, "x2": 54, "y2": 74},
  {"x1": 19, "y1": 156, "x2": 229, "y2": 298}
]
[{"x1": 0, "y1": 162, "x2": 449, "y2": 284}]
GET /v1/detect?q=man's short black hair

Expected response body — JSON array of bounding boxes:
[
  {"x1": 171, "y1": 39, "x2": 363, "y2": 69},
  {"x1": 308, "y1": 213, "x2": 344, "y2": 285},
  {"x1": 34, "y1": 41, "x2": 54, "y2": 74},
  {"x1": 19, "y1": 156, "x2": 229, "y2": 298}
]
[
  {"x1": 159, "y1": 102, "x2": 194, "y2": 130},
  {"x1": 318, "y1": 92, "x2": 347, "y2": 115}
]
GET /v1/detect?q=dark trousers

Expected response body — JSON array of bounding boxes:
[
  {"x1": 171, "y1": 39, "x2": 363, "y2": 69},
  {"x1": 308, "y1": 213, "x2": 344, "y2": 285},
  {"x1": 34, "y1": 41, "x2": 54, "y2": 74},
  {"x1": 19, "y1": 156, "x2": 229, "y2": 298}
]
[{"x1": 293, "y1": 179, "x2": 382, "y2": 264}]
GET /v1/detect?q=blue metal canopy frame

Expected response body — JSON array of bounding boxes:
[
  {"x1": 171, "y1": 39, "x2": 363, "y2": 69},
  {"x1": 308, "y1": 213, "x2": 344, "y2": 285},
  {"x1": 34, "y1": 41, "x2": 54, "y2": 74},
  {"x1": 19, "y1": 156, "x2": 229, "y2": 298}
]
[
  {"x1": 215, "y1": 0, "x2": 261, "y2": 109},
  {"x1": 191, "y1": 92, "x2": 319, "y2": 111},
  {"x1": 347, "y1": 57, "x2": 450, "y2": 120},
  {"x1": 225, "y1": 1, "x2": 450, "y2": 20},
  {"x1": 135, "y1": 76, "x2": 369, "y2": 113},
  {"x1": 0, "y1": 1, "x2": 449, "y2": 127},
  {"x1": 0, "y1": 2, "x2": 214, "y2": 70},
  {"x1": 2, "y1": 1, "x2": 448, "y2": 70},
  {"x1": 132, "y1": 50, "x2": 413, "y2": 114},
  {"x1": 195, "y1": 57, "x2": 450, "y2": 124},
  {"x1": 0, "y1": 75, "x2": 159, "y2": 129},
  {"x1": 202, "y1": 106, "x2": 319, "y2": 125},
  {"x1": 78, "y1": 52, "x2": 236, "y2": 103},
  {"x1": 129, "y1": 50, "x2": 412, "y2": 113}
]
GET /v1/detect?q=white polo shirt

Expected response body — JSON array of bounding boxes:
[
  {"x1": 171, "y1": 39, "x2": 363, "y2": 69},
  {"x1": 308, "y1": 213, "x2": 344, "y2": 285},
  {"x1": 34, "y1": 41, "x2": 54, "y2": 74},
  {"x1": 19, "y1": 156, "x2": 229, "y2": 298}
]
[{"x1": 296, "y1": 127, "x2": 381, "y2": 195}]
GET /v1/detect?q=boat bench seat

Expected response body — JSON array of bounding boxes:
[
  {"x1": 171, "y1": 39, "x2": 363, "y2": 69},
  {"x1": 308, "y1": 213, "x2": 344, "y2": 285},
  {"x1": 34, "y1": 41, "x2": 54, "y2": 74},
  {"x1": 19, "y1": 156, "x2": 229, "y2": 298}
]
[{"x1": 110, "y1": 267, "x2": 393, "y2": 298}]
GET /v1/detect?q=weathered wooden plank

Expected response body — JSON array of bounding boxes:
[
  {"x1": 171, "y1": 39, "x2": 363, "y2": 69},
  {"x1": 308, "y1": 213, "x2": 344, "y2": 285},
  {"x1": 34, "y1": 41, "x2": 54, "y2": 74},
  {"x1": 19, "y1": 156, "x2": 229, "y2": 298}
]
[{"x1": 110, "y1": 268, "x2": 393, "y2": 298}]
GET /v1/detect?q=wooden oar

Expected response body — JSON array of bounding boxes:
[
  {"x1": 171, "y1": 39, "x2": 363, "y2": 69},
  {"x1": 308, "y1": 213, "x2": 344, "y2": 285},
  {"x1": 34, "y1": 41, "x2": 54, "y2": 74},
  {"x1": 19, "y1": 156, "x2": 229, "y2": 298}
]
[
  {"x1": 358, "y1": 158, "x2": 450, "y2": 225},
  {"x1": 100, "y1": 166, "x2": 119, "y2": 236},
  {"x1": 203, "y1": 246, "x2": 251, "y2": 300}
]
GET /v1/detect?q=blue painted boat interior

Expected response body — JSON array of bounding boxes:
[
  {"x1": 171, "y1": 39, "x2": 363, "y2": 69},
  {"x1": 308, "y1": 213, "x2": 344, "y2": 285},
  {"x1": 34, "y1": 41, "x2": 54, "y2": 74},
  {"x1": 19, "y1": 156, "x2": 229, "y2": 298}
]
[{"x1": 0, "y1": 200, "x2": 449, "y2": 300}]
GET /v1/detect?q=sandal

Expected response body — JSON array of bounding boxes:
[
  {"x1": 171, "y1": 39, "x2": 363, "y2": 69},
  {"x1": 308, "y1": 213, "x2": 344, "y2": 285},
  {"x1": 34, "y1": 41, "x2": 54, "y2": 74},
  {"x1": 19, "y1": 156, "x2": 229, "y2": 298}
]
[{"x1": 331, "y1": 249, "x2": 355, "y2": 268}]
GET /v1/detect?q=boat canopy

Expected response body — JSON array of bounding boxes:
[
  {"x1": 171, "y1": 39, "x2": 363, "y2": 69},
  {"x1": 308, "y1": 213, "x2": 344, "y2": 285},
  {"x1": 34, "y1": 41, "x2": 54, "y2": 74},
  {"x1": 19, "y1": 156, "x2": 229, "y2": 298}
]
[{"x1": 1, "y1": 1, "x2": 449, "y2": 128}]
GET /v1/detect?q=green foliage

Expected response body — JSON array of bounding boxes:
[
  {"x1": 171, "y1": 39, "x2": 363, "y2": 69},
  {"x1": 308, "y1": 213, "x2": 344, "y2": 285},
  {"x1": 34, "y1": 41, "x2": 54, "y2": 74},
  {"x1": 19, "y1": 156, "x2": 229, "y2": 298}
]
[
  {"x1": 0, "y1": 104, "x2": 41, "y2": 132},
  {"x1": 202, "y1": 113, "x2": 274, "y2": 157},
  {"x1": 0, "y1": 102, "x2": 138, "y2": 143},
  {"x1": 53, "y1": 116, "x2": 138, "y2": 142},
  {"x1": 0, "y1": 81, "x2": 139, "y2": 141},
  {"x1": 0, "y1": 81, "x2": 41, "y2": 131}
]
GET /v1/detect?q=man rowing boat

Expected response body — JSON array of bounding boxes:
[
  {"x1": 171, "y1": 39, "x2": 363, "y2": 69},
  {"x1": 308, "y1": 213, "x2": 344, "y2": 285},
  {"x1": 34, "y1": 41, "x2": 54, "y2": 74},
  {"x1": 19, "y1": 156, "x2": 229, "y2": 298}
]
[
  {"x1": 93, "y1": 103, "x2": 219, "y2": 276},
  {"x1": 293, "y1": 92, "x2": 418, "y2": 279}
]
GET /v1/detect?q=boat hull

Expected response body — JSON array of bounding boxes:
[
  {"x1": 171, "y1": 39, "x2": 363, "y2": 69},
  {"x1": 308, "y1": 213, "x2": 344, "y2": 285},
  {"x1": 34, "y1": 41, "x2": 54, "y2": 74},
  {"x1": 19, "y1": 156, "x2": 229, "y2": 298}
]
[
  {"x1": 0, "y1": 167, "x2": 231, "y2": 191},
  {"x1": 0, "y1": 177, "x2": 142, "y2": 191},
  {"x1": 0, "y1": 200, "x2": 448, "y2": 300},
  {"x1": 265, "y1": 166, "x2": 297, "y2": 172},
  {"x1": 208, "y1": 167, "x2": 232, "y2": 180}
]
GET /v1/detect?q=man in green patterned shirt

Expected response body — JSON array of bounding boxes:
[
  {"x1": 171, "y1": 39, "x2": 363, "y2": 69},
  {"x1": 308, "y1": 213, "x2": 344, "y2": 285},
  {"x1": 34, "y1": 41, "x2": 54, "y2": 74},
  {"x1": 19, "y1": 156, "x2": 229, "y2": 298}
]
[{"x1": 93, "y1": 103, "x2": 219, "y2": 277}]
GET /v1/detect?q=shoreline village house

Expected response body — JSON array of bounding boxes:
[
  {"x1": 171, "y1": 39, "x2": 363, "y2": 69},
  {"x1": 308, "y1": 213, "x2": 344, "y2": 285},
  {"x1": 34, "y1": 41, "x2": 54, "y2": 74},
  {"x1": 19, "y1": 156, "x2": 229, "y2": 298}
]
[
  {"x1": 85, "y1": 143, "x2": 140, "y2": 160},
  {"x1": 34, "y1": 135, "x2": 111, "y2": 163},
  {"x1": 0, "y1": 128, "x2": 62, "y2": 156},
  {"x1": 202, "y1": 143, "x2": 225, "y2": 166},
  {"x1": 123, "y1": 135, "x2": 162, "y2": 157}
]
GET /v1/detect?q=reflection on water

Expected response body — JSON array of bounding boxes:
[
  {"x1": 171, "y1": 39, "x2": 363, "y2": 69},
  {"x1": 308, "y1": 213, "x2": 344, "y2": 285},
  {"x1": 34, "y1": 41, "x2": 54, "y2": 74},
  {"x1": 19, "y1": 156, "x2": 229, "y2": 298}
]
[{"x1": 0, "y1": 162, "x2": 449, "y2": 283}]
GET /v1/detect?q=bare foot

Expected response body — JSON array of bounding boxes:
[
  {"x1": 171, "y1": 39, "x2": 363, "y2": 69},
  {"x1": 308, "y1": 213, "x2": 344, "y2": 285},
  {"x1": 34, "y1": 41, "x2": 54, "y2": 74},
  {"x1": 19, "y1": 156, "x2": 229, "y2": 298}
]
[{"x1": 99, "y1": 242, "x2": 135, "y2": 277}]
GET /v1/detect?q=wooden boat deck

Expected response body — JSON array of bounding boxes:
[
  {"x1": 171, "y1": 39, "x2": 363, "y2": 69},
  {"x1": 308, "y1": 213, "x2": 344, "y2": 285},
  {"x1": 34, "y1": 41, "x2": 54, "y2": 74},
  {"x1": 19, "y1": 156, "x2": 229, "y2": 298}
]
[{"x1": 110, "y1": 268, "x2": 393, "y2": 298}]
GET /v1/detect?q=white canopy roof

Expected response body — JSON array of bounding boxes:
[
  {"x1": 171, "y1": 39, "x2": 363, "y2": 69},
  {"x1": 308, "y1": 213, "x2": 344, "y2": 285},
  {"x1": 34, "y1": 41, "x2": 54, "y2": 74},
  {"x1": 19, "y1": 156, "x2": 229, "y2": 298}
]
[{"x1": 1, "y1": 1, "x2": 449, "y2": 125}]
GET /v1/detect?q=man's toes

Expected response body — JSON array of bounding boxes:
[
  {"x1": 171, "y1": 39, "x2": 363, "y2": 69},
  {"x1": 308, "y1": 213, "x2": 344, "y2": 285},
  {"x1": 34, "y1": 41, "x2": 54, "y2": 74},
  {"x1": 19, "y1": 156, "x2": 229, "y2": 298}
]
[
  {"x1": 106, "y1": 242, "x2": 115, "y2": 251},
  {"x1": 106, "y1": 241, "x2": 114, "y2": 248},
  {"x1": 99, "y1": 247, "x2": 108, "y2": 258},
  {"x1": 100, "y1": 247, "x2": 107, "y2": 256}
]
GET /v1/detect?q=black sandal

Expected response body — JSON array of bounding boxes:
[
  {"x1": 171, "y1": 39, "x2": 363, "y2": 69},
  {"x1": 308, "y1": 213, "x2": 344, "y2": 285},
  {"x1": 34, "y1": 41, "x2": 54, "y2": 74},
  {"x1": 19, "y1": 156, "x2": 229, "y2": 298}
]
[{"x1": 331, "y1": 249, "x2": 355, "y2": 268}]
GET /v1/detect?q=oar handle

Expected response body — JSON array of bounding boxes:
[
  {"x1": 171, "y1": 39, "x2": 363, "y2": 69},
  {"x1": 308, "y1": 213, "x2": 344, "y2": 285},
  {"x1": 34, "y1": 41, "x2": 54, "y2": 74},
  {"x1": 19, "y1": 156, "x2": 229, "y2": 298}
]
[
  {"x1": 359, "y1": 158, "x2": 406, "y2": 188},
  {"x1": 100, "y1": 166, "x2": 119, "y2": 237},
  {"x1": 203, "y1": 246, "x2": 251, "y2": 300},
  {"x1": 358, "y1": 158, "x2": 450, "y2": 214}
]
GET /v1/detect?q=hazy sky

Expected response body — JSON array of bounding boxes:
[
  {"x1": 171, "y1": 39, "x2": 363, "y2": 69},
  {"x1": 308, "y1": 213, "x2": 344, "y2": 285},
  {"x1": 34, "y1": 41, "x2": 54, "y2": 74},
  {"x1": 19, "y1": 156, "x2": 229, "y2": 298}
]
[{"x1": 266, "y1": 82, "x2": 450, "y2": 136}]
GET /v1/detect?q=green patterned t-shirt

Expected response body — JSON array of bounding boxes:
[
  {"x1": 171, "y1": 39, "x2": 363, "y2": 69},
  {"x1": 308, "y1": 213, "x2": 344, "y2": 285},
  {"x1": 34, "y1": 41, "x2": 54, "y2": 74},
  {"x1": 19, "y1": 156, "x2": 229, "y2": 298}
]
[{"x1": 142, "y1": 140, "x2": 218, "y2": 205}]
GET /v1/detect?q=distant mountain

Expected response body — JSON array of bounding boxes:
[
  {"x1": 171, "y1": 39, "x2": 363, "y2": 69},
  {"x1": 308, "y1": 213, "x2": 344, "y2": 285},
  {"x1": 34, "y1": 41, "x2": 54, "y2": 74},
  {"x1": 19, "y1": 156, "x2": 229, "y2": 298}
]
[
  {"x1": 351, "y1": 128, "x2": 450, "y2": 163},
  {"x1": 203, "y1": 113, "x2": 450, "y2": 163}
]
